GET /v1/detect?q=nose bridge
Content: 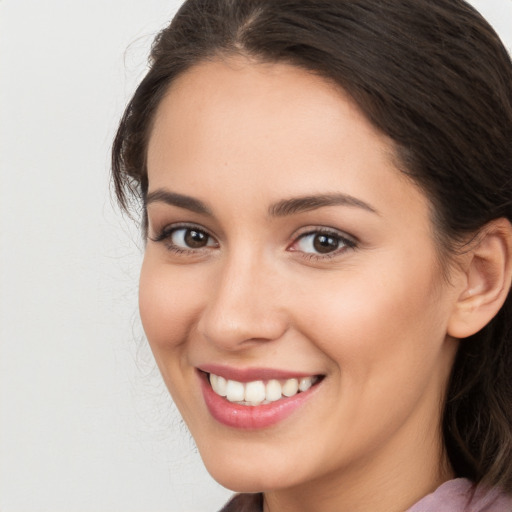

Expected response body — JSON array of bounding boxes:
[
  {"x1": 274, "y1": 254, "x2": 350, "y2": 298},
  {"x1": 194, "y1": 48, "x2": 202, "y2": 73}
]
[{"x1": 198, "y1": 246, "x2": 288, "y2": 349}]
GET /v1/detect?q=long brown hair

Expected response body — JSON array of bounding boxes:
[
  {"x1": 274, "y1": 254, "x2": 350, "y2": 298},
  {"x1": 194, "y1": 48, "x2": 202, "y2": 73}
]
[{"x1": 112, "y1": 0, "x2": 512, "y2": 491}]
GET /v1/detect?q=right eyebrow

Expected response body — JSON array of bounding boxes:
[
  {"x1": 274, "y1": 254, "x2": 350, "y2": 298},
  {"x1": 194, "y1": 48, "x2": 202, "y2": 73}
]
[{"x1": 145, "y1": 189, "x2": 212, "y2": 216}]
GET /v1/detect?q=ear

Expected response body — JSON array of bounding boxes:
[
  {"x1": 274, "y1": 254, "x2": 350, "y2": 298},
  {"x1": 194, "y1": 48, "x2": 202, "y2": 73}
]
[{"x1": 447, "y1": 218, "x2": 512, "y2": 339}]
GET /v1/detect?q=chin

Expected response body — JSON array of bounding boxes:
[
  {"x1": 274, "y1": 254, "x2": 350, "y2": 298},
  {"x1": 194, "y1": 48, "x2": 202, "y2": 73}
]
[
  {"x1": 207, "y1": 468, "x2": 283, "y2": 494},
  {"x1": 199, "y1": 446, "x2": 299, "y2": 493}
]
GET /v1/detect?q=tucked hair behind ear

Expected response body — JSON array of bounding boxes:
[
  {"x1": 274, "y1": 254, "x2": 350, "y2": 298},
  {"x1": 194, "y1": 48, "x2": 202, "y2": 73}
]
[{"x1": 112, "y1": 0, "x2": 512, "y2": 491}]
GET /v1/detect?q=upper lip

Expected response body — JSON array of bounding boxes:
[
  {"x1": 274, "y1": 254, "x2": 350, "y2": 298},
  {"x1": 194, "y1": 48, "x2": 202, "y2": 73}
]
[{"x1": 197, "y1": 364, "x2": 321, "y2": 382}]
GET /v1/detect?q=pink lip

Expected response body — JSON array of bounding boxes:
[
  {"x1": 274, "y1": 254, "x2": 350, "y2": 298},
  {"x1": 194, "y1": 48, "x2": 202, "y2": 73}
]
[
  {"x1": 197, "y1": 369, "x2": 322, "y2": 430},
  {"x1": 198, "y1": 364, "x2": 315, "y2": 383}
]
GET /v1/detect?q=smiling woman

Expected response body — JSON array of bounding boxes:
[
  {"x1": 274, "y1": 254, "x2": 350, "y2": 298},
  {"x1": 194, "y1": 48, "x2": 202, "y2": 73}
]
[{"x1": 112, "y1": 1, "x2": 512, "y2": 511}]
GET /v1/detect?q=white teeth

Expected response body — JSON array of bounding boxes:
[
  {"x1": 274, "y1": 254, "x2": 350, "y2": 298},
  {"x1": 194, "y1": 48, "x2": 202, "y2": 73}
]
[
  {"x1": 282, "y1": 378, "x2": 299, "y2": 397},
  {"x1": 210, "y1": 373, "x2": 218, "y2": 391},
  {"x1": 226, "y1": 380, "x2": 245, "y2": 402},
  {"x1": 209, "y1": 373, "x2": 319, "y2": 405},
  {"x1": 299, "y1": 377, "x2": 314, "y2": 392},
  {"x1": 210, "y1": 374, "x2": 227, "y2": 396},
  {"x1": 217, "y1": 375, "x2": 227, "y2": 396},
  {"x1": 265, "y1": 379, "x2": 282, "y2": 402},
  {"x1": 244, "y1": 380, "x2": 266, "y2": 405}
]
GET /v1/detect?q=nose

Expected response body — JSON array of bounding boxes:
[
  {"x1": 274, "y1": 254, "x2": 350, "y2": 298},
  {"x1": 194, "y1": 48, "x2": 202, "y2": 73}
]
[{"x1": 197, "y1": 251, "x2": 289, "y2": 351}]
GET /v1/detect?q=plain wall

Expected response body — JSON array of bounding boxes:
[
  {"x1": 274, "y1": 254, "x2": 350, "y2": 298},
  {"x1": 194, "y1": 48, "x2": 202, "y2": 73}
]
[{"x1": 1, "y1": 1, "x2": 511, "y2": 511}]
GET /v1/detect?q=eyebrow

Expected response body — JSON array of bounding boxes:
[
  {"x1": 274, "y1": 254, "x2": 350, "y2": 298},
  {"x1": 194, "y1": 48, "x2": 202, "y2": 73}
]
[
  {"x1": 268, "y1": 193, "x2": 378, "y2": 217},
  {"x1": 145, "y1": 189, "x2": 378, "y2": 217},
  {"x1": 145, "y1": 189, "x2": 212, "y2": 215}
]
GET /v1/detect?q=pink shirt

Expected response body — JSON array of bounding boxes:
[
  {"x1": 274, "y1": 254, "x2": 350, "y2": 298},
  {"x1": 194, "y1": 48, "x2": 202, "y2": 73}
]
[
  {"x1": 220, "y1": 479, "x2": 512, "y2": 511},
  {"x1": 407, "y1": 478, "x2": 512, "y2": 512}
]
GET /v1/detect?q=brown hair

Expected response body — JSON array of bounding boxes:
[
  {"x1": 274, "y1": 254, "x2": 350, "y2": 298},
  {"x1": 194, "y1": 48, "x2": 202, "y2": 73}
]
[{"x1": 112, "y1": 0, "x2": 512, "y2": 491}]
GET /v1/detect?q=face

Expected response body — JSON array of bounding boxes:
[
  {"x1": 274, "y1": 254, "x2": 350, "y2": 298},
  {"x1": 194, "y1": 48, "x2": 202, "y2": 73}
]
[{"x1": 141, "y1": 58, "x2": 461, "y2": 495}]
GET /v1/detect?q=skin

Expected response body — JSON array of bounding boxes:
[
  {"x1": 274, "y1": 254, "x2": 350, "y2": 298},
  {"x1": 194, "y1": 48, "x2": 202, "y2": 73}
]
[{"x1": 140, "y1": 58, "x2": 467, "y2": 512}]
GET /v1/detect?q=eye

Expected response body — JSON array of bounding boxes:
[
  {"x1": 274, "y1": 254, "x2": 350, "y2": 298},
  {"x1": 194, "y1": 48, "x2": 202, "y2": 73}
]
[
  {"x1": 290, "y1": 229, "x2": 356, "y2": 256},
  {"x1": 150, "y1": 224, "x2": 218, "y2": 253},
  {"x1": 171, "y1": 227, "x2": 215, "y2": 249}
]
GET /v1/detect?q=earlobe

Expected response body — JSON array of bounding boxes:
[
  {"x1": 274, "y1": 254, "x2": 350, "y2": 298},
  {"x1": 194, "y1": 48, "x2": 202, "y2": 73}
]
[{"x1": 447, "y1": 218, "x2": 512, "y2": 339}]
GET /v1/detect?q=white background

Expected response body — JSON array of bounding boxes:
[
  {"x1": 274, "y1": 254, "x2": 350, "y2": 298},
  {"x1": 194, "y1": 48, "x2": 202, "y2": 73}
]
[{"x1": 0, "y1": 1, "x2": 511, "y2": 511}]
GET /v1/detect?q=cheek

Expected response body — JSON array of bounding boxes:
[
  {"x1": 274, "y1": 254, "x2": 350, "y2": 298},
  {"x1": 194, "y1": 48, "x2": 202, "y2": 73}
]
[
  {"x1": 138, "y1": 256, "x2": 202, "y2": 352},
  {"x1": 294, "y1": 253, "x2": 448, "y2": 376},
  {"x1": 138, "y1": 256, "x2": 210, "y2": 423},
  {"x1": 287, "y1": 258, "x2": 455, "y2": 451}
]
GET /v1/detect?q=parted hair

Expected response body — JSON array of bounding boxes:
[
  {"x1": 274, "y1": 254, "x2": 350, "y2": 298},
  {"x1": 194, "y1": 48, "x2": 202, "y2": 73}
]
[{"x1": 112, "y1": 0, "x2": 512, "y2": 492}]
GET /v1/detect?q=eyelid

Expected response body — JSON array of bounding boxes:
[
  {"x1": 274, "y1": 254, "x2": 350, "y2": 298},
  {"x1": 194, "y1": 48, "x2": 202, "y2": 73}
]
[
  {"x1": 149, "y1": 222, "x2": 214, "y2": 242},
  {"x1": 149, "y1": 222, "x2": 219, "y2": 257},
  {"x1": 291, "y1": 225, "x2": 358, "y2": 244},
  {"x1": 288, "y1": 226, "x2": 358, "y2": 258}
]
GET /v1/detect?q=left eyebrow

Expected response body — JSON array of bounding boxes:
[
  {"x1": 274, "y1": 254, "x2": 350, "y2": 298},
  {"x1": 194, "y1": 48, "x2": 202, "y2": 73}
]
[{"x1": 268, "y1": 193, "x2": 379, "y2": 217}]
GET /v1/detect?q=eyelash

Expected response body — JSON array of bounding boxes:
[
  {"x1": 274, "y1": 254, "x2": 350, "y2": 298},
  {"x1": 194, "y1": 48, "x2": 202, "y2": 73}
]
[
  {"x1": 149, "y1": 223, "x2": 217, "y2": 256},
  {"x1": 289, "y1": 228, "x2": 357, "y2": 261},
  {"x1": 150, "y1": 223, "x2": 357, "y2": 260}
]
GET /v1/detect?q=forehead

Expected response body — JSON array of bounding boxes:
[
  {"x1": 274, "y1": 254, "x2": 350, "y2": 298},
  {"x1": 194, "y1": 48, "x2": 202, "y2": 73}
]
[
  {"x1": 149, "y1": 57, "x2": 386, "y2": 148},
  {"x1": 146, "y1": 58, "x2": 426, "y2": 220}
]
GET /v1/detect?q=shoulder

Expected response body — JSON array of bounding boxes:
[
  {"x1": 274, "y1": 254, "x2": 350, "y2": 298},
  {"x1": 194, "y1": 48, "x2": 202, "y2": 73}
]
[{"x1": 407, "y1": 478, "x2": 512, "y2": 512}]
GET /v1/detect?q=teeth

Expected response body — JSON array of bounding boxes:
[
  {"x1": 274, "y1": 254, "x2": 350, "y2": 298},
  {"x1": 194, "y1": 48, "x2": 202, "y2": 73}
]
[
  {"x1": 244, "y1": 380, "x2": 266, "y2": 405},
  {"x1": 265, "y1": 379, "x2": 282, "y2": 402},
  {"x1": 282, "y1": 378, "x2": 299, "y2": 397},
  {"x1": 226, "y1": 380, "x2": 245, "y2": 402},
  {"x1": 209, "y1": 374, "x2": 318, "y2": 405},
  {"x1": 210, "y1": 374, "x2": 227, "y2": 396},
  {"x1": 299, "y1": 377, "x2": 313, "y2": 392}
]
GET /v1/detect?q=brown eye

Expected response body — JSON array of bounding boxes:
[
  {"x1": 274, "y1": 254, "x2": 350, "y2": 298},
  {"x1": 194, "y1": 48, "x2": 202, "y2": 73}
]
[
  {"x1": 184, "y1": 229, "x2": 209, "y2": 248},
  {"x1": 168, "y1": 227, "x2": 216, "y2": 250},
  {"x1": 312, "y1": 234, "x2": 339, "y2": 253},
  {"x1": 292, "y1": 229, "x2": 356, "y2": 257}
]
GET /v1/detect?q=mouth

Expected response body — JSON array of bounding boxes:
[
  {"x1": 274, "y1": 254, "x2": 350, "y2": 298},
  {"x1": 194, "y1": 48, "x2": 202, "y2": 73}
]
[
  {"x1": 208, "y1": 372, "x2": 321, "y2": 406},
  {"x1": 198, "y1": 368, "x2": 324, "y2": 429}
]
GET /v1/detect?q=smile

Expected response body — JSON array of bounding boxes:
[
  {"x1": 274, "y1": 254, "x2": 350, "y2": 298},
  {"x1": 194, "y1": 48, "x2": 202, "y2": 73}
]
[
  {"x1": 199, "y1": 369, "x2": 324, "y2": 429},
  {"x1": 209, "y1": 373, "x2": 319, "y2": 406}
]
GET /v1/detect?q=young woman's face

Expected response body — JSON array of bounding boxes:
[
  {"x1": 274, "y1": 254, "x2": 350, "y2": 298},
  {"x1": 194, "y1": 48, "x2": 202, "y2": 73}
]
[{"x1": 141, "y1": 59, "x2": 461, "y2": 495}]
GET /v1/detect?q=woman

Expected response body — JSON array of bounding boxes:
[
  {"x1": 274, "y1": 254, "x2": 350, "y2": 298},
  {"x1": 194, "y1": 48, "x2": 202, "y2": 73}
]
[{"x1": 112, "y1": 0, "x2": 512, "y2": 510}]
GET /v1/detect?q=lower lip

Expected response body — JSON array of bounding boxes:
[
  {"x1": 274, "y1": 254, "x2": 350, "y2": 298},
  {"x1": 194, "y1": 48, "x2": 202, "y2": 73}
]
[{"x1": 199, "y1": 372, "x2": 321, "y2": 429}]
